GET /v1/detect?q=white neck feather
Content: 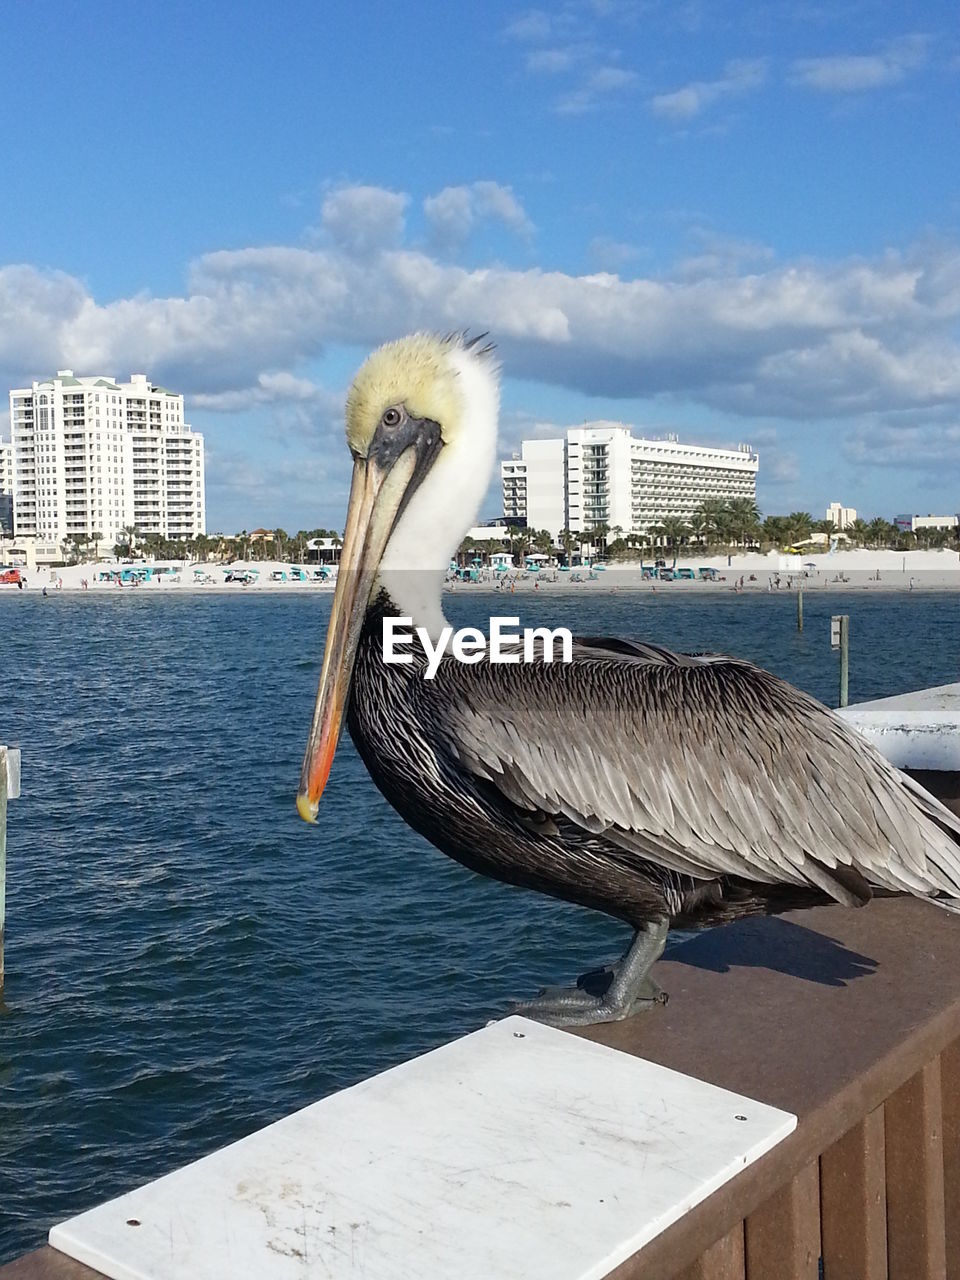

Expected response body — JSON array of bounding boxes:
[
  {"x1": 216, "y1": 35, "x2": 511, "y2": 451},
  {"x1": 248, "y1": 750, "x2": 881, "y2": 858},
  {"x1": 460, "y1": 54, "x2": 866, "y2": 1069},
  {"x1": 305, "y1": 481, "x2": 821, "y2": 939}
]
[{"x1": 376, "y1": 344, "x2": 499, "y2": 638}]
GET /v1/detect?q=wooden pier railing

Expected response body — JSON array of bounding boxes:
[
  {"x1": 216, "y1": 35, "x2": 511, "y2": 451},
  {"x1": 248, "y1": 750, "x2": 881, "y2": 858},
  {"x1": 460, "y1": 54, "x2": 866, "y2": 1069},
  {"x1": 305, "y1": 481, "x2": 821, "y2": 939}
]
[
  {"x1": 595, "y1": 884, "x2": 960, "y2": 1280},
  {"x1": 2, "y1": 768, "x2": 959, "y2": 1280}
]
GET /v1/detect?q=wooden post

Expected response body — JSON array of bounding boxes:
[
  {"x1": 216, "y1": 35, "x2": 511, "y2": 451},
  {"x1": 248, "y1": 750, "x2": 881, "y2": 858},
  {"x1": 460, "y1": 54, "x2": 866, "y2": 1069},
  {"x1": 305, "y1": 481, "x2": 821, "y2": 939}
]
[
  {"x1": 839, "y1": 614, "x2": 850, "y2": 708},
  {"x1": 885, "y1": 1059, "x2": 946, "y2": 1279},
  {"x1": 797, "y1": 585, "x2": 803, "y2": 632},
  {"x1": 1, "y1": 746, "x2": 7, "y2": 995},
  {"x1": 745, "y1": 1163, "x2": 820, "y2": 1278},
  {"x1": 831, "y1": 615, "x2": 850, "y2": 708},
  {"x1": 820, "y1": 1108, "x2": 887, "y2": 1279},
  {"x1": 0, "y1": 746, "x2": 20, "y2": 997}
]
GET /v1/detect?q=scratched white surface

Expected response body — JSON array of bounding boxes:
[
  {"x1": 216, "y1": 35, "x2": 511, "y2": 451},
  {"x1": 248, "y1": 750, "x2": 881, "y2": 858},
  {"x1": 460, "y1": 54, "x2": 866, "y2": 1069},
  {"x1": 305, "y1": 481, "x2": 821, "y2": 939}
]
[
  {"x1": 838, "y1": 681, "x2": 960, "y2": 770},
  {"x1": 50, "y1": 1017, "x2": 795, "y2": 1280}
]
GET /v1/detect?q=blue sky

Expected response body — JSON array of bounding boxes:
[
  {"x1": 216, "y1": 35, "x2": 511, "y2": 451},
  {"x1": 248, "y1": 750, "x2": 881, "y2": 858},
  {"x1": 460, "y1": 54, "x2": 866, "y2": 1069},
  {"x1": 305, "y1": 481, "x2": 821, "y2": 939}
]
[{"x1": 1, "y1": 0, "x2": 958, "y2": 533}]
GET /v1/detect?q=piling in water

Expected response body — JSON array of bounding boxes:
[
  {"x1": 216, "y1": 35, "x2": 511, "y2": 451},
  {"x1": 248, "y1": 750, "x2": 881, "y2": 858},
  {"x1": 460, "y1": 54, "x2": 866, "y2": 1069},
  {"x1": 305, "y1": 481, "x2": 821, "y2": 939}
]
[
  {"x1": 830, "y1": 616, "x2": 851, "y2": 709},
  {"x1": 797, "y1": 585, "x2": 803, "y2": 632},
  {"x1": 839, "y1": 616, "x2": 850, "y2": 708},
  {"x1": 1, "y1": 747, "x2": 7, "y2": 994},
  {"x1": 0, "y1": 747, "x2": 20, "y2": 996}
]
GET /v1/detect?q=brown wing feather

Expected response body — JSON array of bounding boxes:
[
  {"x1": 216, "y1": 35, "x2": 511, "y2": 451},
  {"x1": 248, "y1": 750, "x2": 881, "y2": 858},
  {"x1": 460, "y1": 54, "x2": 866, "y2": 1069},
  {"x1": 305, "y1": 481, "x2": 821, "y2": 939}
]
[{"x1": 423, "y1": 642, "x2": 960, "y2": 906}]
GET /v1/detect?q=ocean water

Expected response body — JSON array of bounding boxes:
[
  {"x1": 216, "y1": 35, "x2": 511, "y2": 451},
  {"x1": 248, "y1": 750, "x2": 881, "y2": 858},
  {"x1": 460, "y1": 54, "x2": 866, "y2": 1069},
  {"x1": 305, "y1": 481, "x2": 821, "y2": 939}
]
[{"x1": 0, "y1": 588, "x2": 957, "y2": 1260}]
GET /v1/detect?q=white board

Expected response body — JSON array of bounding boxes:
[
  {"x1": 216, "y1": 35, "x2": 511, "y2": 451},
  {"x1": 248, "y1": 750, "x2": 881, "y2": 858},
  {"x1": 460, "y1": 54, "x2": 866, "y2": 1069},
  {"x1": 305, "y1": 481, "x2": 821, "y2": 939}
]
[{"x1": 50, "y1": 1016, "x2": 795, "y2": 1280}]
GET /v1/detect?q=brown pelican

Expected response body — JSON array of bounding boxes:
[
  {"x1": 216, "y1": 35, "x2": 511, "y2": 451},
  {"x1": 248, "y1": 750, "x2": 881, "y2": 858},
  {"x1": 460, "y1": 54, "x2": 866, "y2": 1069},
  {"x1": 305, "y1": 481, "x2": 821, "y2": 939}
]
[{"x1": 297, "y1": 333, "x2": 960, "y2": 1026}]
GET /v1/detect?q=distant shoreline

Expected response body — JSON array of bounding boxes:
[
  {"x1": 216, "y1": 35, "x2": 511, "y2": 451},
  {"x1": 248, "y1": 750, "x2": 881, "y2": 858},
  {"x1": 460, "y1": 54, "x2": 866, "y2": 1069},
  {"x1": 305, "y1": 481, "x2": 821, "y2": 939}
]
[{"x1": 2, "y1": 554, "x2": 957, "y2": 598}]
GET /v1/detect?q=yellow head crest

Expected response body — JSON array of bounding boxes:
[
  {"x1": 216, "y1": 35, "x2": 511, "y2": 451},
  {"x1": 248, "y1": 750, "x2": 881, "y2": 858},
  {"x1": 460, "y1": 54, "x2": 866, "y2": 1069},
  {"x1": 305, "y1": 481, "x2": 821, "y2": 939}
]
[{"x1": 345, "y1": 333, "x2": 493, "y2": 455}]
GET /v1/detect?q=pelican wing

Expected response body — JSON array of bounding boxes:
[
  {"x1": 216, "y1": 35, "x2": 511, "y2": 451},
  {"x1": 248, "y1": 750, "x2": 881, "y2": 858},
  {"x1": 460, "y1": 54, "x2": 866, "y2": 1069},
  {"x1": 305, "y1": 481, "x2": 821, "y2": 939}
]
[{"x1": 425, "y1": 640, "x2": 960, "y2": 906}]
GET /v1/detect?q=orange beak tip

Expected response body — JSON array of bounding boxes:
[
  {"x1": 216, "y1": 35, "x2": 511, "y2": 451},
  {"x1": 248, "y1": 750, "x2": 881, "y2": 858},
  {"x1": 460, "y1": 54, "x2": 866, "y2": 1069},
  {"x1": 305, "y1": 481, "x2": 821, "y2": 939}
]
[{"x1": 296, "y1": 792, "x2": 320, "y2": 824}]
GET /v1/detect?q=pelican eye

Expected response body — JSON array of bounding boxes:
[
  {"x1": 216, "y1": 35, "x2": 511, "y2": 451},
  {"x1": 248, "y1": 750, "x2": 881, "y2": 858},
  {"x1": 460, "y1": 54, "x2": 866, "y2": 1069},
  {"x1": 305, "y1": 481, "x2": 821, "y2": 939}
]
[{"x1": 381, "y1": 407, "x2": 403, "y2": 428}]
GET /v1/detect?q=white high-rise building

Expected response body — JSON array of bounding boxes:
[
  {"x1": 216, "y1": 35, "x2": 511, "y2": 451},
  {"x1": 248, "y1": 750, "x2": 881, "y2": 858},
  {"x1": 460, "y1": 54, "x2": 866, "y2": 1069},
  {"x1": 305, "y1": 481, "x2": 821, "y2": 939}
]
[
  {"x1": 501, "y1": 439, "x2": 566, "y2": 535},
  {"x1": 8, "y1": 371, "x2": 205, "y2": 547},
  {"x1": 501, "y1": 424, "x2": 759, "y2": 538},
  {"x1": 0, "y1": 439, "x2": 12, "y2": 535},
  {"x1": 826, "y1": 502, "x2": 856, "y2": 530}
]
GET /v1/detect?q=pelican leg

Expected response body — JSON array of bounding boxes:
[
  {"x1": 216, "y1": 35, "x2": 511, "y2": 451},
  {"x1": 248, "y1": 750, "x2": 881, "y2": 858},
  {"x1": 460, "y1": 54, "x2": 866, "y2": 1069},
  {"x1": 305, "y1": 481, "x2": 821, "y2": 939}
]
[{"x1": 508, "y1": 917, "x2": 670, "y2": 1027}]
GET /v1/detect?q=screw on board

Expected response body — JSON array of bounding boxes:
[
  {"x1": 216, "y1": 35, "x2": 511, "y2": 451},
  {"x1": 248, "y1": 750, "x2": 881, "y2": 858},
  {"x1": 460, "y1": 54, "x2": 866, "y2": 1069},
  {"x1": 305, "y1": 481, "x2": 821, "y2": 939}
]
[{"x1": 0, "y1": 746, "x2": 22, "y2": 997}]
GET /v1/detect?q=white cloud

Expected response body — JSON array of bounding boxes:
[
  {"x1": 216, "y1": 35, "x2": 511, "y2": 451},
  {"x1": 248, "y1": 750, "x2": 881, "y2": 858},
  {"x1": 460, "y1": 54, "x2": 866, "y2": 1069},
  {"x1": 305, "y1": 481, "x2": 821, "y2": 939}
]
[
  {"x1": 193, "y1": 371, "x2": 339, "y2": 413},
  {"x1": 319, "y1": 185, "x2": 409, "y2": 256},
  {"x1": 0, "y1": 265, "x2": 90, "y2": 375},
  {"x1": 504, "y1": 3, "x2": 640, "y2": 116},
  {"x1": 555, "y1": 65, "x2": 639, "y2": 114},
  {"x1": 675, "y1": 231, "x2": 775, "y2": 279},
  {"x1": 843, "y1": 419, "x2": 960, "y2": 471},
  {"x1": 789, "y1": 34, "x2": 929, "y2": 93},
  {"x1": 504, "y1": 9, "x2": 559, "y2": 42},
  {"x1": 205, "y1": 451, "x2": 347, "y2": 533},
  {"x1": 764, "y1": 451, "x2": 801, "y2": 484},
  {"x1": 588, "y1": 236, "x2": 645, "y2": 272},
  {"x1": 424, "y1": 181, "x2": 534, "y2": 249},
  {"x1": 4, "y1": 228, "x2": 960, "y2": 445},
  {"x1": 650, "y1": 59, "x2": 768, "y2": 120},
  {"x1": 526, "y1": 47, "x2": 577, "y2": 73}
]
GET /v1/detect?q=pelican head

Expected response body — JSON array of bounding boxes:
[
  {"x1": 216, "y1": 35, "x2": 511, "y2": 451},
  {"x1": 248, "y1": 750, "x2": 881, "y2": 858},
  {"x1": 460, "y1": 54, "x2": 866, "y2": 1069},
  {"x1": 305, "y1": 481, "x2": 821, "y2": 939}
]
[{"x1": 297, "y1": 333, "x2": 500, "y2": 822}]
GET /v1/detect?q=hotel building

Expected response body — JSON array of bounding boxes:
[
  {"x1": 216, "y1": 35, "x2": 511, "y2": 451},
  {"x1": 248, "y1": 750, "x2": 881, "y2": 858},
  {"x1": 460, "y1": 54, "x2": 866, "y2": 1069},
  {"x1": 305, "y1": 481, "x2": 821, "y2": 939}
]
[
  {"x1": 502, "y1": 425, "x2": 759, "y2": 538},
  {"x1": 7, "y1": 371, "x2": 205, "y2": 547},
  {"x1": 0, "y1": 440, "x2": 12, "y2": 535},
  {"x1": 826, "y1": 502, "x2": 857, "y2": 530},
  {"x1": 894, "y1": 514, "x2": 959, "y2": 534}
]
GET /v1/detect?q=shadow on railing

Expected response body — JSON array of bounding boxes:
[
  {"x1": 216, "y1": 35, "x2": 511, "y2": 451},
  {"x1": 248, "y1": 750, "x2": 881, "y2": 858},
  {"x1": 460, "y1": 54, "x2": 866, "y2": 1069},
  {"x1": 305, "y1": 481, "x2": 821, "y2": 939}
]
[{"x1": 585, "y1": 771, "x2": 960, "y2": 1279}]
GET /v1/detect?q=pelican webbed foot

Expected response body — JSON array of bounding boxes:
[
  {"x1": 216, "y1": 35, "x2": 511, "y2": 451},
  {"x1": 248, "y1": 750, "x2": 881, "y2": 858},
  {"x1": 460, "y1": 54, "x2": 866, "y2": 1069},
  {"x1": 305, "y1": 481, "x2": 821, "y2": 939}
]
[{"x1": 507, "y1": 917, "x2": 670, "y2": 1028}]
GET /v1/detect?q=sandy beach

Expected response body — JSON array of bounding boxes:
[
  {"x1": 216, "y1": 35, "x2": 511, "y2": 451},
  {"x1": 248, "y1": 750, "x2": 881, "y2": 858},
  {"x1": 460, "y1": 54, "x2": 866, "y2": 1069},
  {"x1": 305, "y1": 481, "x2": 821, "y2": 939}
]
[{"x1": 3, "y1": 547, "x2": 957, "y2": 596}]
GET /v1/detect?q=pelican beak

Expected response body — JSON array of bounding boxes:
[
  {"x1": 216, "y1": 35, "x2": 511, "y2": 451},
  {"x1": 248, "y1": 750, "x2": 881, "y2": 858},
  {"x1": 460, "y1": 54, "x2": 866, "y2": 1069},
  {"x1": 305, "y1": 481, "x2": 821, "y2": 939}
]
[{"x1": 296, "y1": 417, "x2": 441, "y2": 822}]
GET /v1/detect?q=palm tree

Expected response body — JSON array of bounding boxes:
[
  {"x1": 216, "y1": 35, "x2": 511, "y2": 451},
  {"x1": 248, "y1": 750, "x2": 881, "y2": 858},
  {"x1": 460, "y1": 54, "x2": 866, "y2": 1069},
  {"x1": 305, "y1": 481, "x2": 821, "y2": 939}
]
[
  {"x1": 762, "y1": 515, "x2": 790, "y2": 548},
  {"x1": 192, "y1": 533, "x2": 215, "y2": 562},
  {"x1": 726, "y1": 498, "x2": 762, "y2": 548},
  {"x1": 509, "y1": 527, "x2": 534, "y2": 562},
  {"x1": 532, "y1": 528, "x2": 554, "y2": 555},
  {"x1": 692, "y1": 499, "x2": 731, "y2": 547},
  {"x1": 456, "y1": 535, "x2": 479, "y2": 566},
  {"x1": 786, "y1": 512, "x2": 814, "y2": 546},
  {"x1": 848, "y1": 519, "x2": 869, "y2": 547},
  {"x1": 587, "y1": 521, "x2": 611, "y2": 556},
  {"x1": 654, "y1": 516, "x2": 689, "y2": 565},
  {"x1": 557, "y1": 527, "x2": 576, "y2": 566},
  {"x1": 867, "y1": 517, "x2": 892, "y2": 548},
  {"x1": 687, "y1": 511, "x2": 706, "y2": 547},
  {"x1": 87, "y1": 530, "x2": 103, "y2": 562}
]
